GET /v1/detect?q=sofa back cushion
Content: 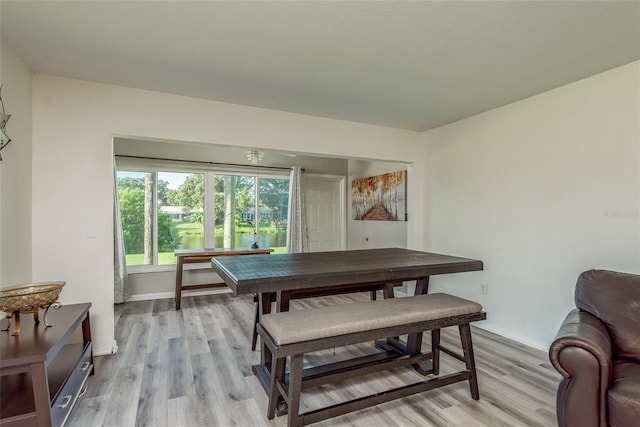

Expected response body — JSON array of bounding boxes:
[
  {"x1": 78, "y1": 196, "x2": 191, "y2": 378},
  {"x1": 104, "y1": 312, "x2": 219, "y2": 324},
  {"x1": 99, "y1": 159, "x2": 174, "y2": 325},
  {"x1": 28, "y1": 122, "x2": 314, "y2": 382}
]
[{"x1": 576, "y1": 269, "x2": 640, "y2": 363}]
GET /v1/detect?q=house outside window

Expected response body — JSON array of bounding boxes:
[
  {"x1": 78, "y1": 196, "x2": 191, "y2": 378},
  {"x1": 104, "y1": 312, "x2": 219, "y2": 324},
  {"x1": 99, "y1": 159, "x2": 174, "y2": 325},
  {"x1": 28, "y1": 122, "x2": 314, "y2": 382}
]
[{"x1": 116, "y1": 161, "x2": 289, "y2": 269}]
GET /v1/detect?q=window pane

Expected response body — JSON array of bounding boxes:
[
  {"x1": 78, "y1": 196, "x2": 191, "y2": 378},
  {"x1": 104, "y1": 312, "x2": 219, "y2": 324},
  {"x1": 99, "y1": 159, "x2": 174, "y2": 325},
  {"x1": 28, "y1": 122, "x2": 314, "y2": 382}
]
[
  {"x1": 158, "y1": 172, "x2": 204, "y2": 264},
  {"x1": 213, "y1": 175, "x2": 256, "y2": 249},
  {"x1": 117, "y1": 171, "x2": 154, "y2": 266},
  {"x1": 117, "y1": 167, "x2": 290, "y2": 268},
  {"x1": 258, "y1": 178, "x2": 289, "y2": 253}
]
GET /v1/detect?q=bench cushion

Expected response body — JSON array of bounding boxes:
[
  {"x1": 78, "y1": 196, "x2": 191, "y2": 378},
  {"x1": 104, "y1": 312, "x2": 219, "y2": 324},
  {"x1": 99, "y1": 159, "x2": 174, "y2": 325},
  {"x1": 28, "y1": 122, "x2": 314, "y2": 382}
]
[{"x1": 261, "y1": 293, "x2": 483, "y2": 345}]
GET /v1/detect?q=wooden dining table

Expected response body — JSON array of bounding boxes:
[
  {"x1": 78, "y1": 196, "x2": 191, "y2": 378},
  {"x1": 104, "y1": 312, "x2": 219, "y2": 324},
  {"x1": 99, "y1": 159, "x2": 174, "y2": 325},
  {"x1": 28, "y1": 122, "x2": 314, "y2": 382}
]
[{"x1": 210, "y1": 247, "x2": 484, "y2": 398}]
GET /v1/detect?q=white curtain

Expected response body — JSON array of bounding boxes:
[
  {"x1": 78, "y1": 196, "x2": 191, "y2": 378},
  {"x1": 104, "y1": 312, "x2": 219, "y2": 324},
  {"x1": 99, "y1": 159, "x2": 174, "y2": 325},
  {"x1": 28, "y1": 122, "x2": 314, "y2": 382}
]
[
  {"x1": 286, "y1": 166, "x2": 308, "y2": 253},
  {"x1": 113, "y1": 160, "x2": 130, "y2": 304}
]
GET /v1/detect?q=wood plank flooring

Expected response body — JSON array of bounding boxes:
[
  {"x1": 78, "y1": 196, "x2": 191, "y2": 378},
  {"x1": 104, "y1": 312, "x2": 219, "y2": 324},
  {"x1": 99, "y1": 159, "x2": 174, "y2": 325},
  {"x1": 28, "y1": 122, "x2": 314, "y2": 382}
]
[{"x1": 66, "y1": 292, "x2": 560, "y2": 427}]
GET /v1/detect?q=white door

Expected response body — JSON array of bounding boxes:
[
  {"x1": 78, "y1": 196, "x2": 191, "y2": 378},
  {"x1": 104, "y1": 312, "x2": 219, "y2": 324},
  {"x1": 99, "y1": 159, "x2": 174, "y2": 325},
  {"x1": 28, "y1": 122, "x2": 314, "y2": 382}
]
[{"x1": 305, "y1": 176, "x2": 345, "y2": 252}]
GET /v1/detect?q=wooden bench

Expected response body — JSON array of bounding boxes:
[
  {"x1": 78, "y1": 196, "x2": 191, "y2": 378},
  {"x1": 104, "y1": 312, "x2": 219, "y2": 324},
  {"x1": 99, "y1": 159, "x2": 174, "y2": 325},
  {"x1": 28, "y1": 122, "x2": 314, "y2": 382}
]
[{"x1": 256, "y1": 292, "x2": 486, "y2": 427}]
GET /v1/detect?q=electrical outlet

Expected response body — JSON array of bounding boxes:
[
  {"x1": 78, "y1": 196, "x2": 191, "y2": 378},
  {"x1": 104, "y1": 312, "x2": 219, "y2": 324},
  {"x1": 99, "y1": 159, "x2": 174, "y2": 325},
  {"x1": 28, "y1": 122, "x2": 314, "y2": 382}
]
[{"x1": 480, "y1": 283, "x2": 488, "y2": 295}]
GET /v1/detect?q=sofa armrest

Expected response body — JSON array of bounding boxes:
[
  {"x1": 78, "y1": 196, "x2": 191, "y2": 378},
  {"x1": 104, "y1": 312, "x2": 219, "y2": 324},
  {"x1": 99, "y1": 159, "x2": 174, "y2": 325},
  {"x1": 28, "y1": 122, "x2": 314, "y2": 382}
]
[{"x1": 549, "y1": 309, "x2": 612, "y2": 427}]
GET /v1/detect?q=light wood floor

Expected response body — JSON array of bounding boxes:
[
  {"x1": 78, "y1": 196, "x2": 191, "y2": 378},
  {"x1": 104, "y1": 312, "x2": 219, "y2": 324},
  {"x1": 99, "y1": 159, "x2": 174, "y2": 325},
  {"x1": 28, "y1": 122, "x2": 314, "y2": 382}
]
[{"x1": 66, "y1": 292, "x2": 560, "y2": 427}]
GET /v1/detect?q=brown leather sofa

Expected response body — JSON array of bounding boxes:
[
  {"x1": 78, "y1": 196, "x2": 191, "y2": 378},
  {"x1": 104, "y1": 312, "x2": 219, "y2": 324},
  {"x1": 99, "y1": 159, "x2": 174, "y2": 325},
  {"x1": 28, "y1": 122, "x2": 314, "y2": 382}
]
[{"x1": 549, "y1": 269, "x2": 640, "y2": 427}]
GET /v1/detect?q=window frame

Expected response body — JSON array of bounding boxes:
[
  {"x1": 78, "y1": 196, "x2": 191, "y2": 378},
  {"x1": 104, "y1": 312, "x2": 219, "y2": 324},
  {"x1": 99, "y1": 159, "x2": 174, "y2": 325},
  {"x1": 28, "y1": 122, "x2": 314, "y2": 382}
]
[{"x1": 116, "y1": 157, "x2": 290, "y2": 273}]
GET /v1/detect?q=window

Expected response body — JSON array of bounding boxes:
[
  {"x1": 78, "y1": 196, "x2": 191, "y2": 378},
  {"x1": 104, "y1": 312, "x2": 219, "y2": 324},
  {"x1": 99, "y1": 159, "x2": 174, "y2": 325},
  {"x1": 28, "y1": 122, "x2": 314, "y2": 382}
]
[{"x1": 116, "y1": 162, "x2": 289, "y2": 269}]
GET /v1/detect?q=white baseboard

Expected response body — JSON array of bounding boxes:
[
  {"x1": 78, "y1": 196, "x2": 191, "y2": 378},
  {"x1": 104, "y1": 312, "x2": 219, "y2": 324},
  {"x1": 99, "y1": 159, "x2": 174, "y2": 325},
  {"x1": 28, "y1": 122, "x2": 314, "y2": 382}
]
[
  {"x1": 393, "y1": 293, "x2": 548, "y2": 352},
  {"x1": 474, "y1": 322, "x2": 549, "y2": 353},
  {"x1": 93, "y1": 346, "x2": 114, "y2": 356},
  {"x1": 127, "y1": 287, "x2": 232, "y2": 302},
  {"x1": 93, "y1": 339, "x2": 118, "y2": 357}
]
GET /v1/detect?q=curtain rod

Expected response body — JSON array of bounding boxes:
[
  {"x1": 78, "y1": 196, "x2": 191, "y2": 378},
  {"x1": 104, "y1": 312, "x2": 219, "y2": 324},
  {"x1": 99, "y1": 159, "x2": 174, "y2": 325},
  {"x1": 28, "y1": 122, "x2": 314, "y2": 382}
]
[{"x1": 115, "y1": 154, "x2": 295, "y2": 171}]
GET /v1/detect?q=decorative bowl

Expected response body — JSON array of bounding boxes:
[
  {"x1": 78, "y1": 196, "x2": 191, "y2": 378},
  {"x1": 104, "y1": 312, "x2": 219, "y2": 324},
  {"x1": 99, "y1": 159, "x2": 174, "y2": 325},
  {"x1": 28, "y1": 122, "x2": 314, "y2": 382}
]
[{"x1": 0, "y1": 281, "x2": 66, "y2": 313}]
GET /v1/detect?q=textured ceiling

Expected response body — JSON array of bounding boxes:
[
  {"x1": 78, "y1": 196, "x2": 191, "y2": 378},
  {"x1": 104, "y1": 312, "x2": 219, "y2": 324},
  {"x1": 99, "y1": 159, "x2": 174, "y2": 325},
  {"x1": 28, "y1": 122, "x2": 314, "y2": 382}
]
[{"x1": 1, "y1": 1, "x2": 639, "y2": 131}]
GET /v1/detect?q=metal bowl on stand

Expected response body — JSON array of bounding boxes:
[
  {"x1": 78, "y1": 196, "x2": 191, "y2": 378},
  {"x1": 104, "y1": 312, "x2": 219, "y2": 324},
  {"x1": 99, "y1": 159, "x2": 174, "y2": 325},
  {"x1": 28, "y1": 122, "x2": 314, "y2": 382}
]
[{"x1": 0, "y1": 281, "x2": 65, "y2": 335}]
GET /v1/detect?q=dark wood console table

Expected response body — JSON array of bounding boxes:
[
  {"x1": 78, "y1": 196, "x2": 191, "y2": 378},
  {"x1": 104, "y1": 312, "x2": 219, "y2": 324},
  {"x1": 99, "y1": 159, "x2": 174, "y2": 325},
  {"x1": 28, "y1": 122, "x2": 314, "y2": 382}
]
[
  {"x1": 174, "y1": 248, "x2": 273, "y2": 310},
  {"x1": 0, "y1": 303, "x2": 93, "y2": 427}
]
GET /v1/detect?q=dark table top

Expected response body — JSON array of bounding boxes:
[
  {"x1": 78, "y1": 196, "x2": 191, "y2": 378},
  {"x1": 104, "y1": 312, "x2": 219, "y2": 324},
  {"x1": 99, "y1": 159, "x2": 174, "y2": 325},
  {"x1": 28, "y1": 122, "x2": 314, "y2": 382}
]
[
  {"x1": 210, "y1": 247, "x2": 483, "y2": 295},
  {"x1": 0, "y1": 303, "x2": 91, "y2": 367}
]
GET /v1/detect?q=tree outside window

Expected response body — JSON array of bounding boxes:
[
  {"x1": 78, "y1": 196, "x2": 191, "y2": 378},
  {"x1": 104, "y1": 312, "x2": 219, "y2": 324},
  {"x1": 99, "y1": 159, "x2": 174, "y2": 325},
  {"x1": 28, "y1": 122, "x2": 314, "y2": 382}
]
[{"x1": 117, "y1": 169, "x2": 289, "y2": 267}]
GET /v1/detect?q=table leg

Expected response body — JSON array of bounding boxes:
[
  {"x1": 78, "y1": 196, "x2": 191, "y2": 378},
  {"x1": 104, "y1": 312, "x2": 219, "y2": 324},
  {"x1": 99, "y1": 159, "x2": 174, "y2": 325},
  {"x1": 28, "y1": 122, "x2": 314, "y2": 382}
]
[
  {"x1": 31, "y1": 362, "x2": 53, "y2": 426},
  {"x1": 431, "y1": 328, "x2": 441, "y2": 375},
  {"x1": 253, "y1": 292, "x2": 279, "y2": 401},
  {"x1": 82, "y1": 312, "x2": 95, "y2": 374},
  {"x1": 175, "y1": 258, "x2": 184, "y2": 310},
  {"x1": 383, "y1": 283, "x2": 397, "y2": 299},
  {"x1": 259, "y1": 292, "x2": 274, "y2": 368},
  {"x1": 276, "y1": 291, "x2": 290, "y2": 312},
  {"x1": 383, "y1": 283, "x2": 399, "y2": 346},
  {"x1": 408, "y1": 277, "x2": 432, "y2": 375},
  {"x1": 414, "y1": 276, "x2": 430, "y2": 295}
]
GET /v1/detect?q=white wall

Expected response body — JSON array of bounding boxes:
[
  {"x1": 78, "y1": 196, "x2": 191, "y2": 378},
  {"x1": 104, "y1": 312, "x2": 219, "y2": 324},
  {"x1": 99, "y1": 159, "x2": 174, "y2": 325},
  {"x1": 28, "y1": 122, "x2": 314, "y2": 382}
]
[
  {"x1": 31, "y1": 75, "x2": 423, "y2": 354},
  {"x1": 0, "y1": 39, "x2": 33, "y2": 285},
  {"x1": 422, "y1": 61, "x2": 640, "y2": 350}
]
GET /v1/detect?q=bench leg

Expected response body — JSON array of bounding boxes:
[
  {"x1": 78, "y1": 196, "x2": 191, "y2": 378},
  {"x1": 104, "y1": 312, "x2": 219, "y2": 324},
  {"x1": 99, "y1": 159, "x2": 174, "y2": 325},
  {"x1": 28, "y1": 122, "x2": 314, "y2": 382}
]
[
  {"x1": 267, "y1": 355, "x2": 286, "y2": 420},
  {"x1": 459, "y1": 323, "x2": 480, "y2": 400},
  {"x1": 287, "y1": 354, "x2": 304, "y2": 427}
]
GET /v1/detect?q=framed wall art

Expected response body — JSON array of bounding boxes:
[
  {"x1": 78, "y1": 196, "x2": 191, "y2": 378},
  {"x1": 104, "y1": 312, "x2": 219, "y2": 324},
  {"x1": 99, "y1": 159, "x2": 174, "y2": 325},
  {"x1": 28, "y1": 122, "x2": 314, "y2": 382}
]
[{"x1": 352, "y1": 170, "x2": 407, "y2": 221}]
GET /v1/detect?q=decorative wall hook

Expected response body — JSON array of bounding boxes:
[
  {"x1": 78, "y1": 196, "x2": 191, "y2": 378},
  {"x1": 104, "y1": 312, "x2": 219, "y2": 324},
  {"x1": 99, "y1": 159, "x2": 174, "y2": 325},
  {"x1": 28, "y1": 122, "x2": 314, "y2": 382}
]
[{"x1": 0, "y1": 85, "x2": 12, "y2": 161}]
